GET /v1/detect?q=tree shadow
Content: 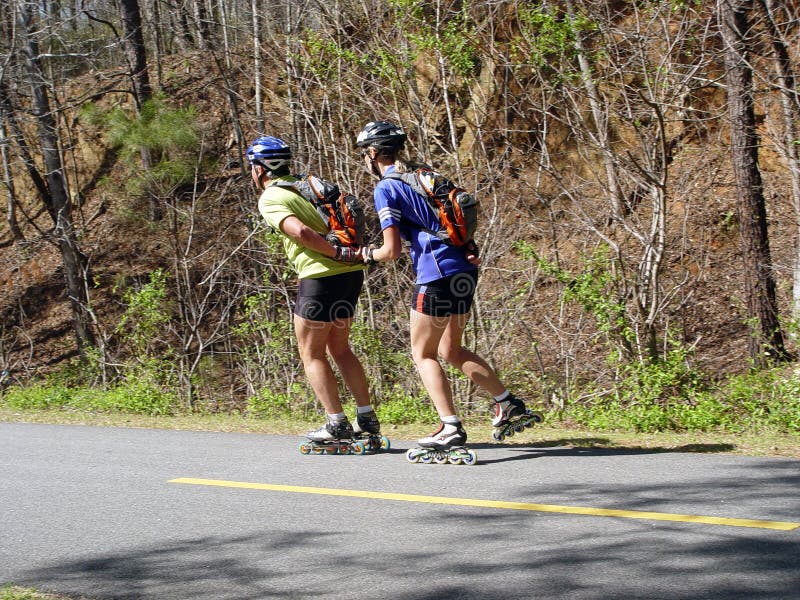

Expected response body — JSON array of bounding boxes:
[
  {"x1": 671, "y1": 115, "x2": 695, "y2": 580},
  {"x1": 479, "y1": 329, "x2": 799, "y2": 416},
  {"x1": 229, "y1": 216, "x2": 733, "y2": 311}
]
[
  {"x1": 466, "y1": 440, "x2": 739, "y2": 465},
  {"x1": 14, "y1": 510, "x2": 800, "y2": 600}
]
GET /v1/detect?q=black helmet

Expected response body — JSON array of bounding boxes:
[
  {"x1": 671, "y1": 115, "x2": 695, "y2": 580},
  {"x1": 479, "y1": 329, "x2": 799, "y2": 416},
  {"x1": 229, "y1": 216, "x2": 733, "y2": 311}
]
[{"x1": 356, "y1": 121, "x2": 407, "y2": 152}]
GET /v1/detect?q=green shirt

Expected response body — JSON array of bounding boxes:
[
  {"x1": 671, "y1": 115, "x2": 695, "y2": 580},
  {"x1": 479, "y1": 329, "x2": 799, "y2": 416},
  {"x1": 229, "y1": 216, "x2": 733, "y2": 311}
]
[{"x1": 258, "y1": 176, "x2": 365, "y2": 279}]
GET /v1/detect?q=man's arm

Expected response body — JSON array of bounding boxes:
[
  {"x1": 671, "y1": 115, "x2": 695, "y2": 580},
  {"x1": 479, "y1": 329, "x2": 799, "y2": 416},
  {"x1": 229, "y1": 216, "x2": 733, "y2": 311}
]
[{"x1": 279, "y1": 215, "x2": 362, "y2": 262}]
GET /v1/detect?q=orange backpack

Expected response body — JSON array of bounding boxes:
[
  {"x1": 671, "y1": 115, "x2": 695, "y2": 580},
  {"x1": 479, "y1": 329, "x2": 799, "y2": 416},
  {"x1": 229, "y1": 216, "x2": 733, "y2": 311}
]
[
  {"x1": 384, "y1": 166, "x2": 478, "y2": 246},
  {"x1": 275, "y1": 175, "x2": 366, "y2": 247}
]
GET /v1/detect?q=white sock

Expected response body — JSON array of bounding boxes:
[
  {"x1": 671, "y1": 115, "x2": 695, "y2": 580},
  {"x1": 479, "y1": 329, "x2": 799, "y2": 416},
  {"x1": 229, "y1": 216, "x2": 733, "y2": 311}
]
[
  {"x1": 494, "y1": 390, "x2": 510, "y2": 402},
  {"x1": 356, "y1": 405, "x2": 374, "y2": 414},
  {"x1": 441, "y1": 415, "x2": 460, "y2": 425},
  {"x1": 327, "y1": 412, "x2": 346, "y2": 422}
]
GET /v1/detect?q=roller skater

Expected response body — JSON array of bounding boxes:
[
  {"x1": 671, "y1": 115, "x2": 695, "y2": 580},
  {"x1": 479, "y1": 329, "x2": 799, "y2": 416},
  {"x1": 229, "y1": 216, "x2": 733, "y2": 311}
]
[
  {"x1": 356, "y1": 120, "x2": 540, "y2": 466},
  {"x1": 491, "y1": 393, "x2": 544, "y2": 442},
  {"x1": 248, "y1": 135, "x2": 381, "y2": 458},
  {"x1": 406, "y1": 420, "x2": 477, "y2": 465}
]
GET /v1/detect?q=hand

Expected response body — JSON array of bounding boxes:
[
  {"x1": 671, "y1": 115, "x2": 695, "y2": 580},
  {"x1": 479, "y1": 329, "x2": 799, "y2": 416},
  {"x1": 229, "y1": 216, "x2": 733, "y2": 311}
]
[
  {"x1": 463, "y1": 240, "x2": 481, "y2": 266},
  {"x1": 333, "y1": 245, "x2": 364, "y2": 263}
]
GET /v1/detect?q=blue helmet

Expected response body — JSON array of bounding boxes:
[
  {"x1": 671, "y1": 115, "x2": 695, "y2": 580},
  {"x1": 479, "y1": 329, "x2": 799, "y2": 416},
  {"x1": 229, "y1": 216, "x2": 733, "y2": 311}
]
[{"x1": 246, "y1": 136, "x2": 291, "y2": 171}]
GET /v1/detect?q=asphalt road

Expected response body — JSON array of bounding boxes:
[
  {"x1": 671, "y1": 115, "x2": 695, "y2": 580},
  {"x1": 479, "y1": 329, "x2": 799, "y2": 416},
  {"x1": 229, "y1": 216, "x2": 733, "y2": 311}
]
[{"x1": 1, "y1": 422, "x2": 798, "y2": 599}]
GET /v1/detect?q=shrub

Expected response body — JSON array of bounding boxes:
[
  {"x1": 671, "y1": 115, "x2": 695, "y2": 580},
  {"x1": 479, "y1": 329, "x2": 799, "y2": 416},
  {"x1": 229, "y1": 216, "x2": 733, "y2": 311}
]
[
  {"x1": 2, "y1": 383, "x2": 74, "y2": 410},
  {"x1": 245, "y1": 385, "x2": 305, "y2": 419},
  {"x1": 375, "y1": 386, "x2": 438, "y2": 425},
  {"x1": 72, "y1": 381, "x2": 176, "y2": 415}
]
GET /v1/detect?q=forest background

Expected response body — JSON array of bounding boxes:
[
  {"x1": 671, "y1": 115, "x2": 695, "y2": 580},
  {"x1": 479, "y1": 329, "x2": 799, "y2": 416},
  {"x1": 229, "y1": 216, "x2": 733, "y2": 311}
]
[{"x1": 2, "y1": 0, "x2": 800, "y2": 438}]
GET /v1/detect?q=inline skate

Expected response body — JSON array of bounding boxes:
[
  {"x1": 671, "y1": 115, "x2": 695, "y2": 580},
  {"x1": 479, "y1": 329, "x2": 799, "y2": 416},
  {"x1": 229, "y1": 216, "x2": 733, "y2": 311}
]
[
  {"x1": 352, "y1": 410, "x2": 391, "y2": 453},
  {"x1": 298, "y1": 418, "x2": 367, "y2": 455},
  {"x1": 491, "y1": 395, "x2": 544, "y2": 442},
  {"x1": 405, "y1": 421, "x2": 477, "y2": 465}
]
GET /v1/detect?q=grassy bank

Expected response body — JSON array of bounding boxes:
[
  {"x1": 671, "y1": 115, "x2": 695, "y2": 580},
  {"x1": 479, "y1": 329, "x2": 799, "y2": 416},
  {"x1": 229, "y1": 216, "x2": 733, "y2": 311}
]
[{"x1": 2, "y1": 407, "x2": 797, "y2": 458}]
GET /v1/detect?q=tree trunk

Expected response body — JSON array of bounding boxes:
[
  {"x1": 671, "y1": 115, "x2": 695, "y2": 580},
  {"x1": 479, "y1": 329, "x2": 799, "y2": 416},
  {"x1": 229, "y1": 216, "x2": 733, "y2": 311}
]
[
  {"x1": 565, "y1": 0, "x2": 625, "y2": 222},
  {"x1": 146, "y1": 0, "x2": 165, "y2": 89},
  {"x1": 120, "y1": 0, "x2": 152, "y2": 110},
  {"x1": 119, "y1": 0, "x2": 162, "y2": 221},
  {"x1": 758, "y1": 0, "x2": 800, "y2": 325},
  {"x1": 719, "y1": 0, "x2": 789, "y2": 366},
  {"x1": 18, "y1": 4, "x2": 95, "y2": 353},
  {"x1": 251, "y1": 0, "x2": 264, "y2": 132},
  {"x1": 1, "y1": 118, "x2": 25, "y2": 242}
]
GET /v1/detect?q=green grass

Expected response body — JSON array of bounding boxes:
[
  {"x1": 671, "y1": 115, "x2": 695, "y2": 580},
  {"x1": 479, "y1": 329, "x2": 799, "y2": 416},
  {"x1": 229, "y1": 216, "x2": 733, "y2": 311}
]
[
  {"x1": 1, "y1": 406, "x2": 797, "y2": 458},
  {"x1": 1, "y1": 586, "x2": 90, "y2": 600}
]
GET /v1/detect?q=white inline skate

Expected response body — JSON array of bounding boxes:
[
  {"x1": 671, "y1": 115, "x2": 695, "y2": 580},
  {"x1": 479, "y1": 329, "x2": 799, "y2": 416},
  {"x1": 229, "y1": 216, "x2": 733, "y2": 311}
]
[{"x1": 405, "y1": 422, "x2": 477, "y2": 466}]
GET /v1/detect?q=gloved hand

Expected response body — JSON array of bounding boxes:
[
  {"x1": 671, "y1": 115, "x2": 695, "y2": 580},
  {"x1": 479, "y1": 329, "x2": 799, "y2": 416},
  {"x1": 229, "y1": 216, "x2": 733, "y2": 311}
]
[
  {"x1": 363, "y1": 247, "x2": 377, "y2": 265},
  {"x1": 334, "y1": 246, "x2": 363, "y2": 262},
  {"x1": 463, "y1": 240, "x2": 481, "y2": 266}
]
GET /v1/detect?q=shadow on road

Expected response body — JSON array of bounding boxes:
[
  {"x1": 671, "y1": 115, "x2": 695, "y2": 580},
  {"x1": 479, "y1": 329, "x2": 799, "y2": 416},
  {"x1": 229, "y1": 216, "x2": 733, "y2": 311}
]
[
  {"x1": 466, "y1": 440, "x2": 738, "y2": 465},
  {"x1": 15, "y1": 516, "x2": 800, "y2": 600}
]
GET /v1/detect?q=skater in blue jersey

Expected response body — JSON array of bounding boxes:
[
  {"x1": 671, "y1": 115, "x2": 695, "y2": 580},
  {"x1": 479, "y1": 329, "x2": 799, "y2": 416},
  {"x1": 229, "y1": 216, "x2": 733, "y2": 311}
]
[
  {"x1": 248, "y1": 136, "x2": 382, "y2": 450},
  {"x1": 355, "y1": 122, "x2": 540, "y2": 457}
]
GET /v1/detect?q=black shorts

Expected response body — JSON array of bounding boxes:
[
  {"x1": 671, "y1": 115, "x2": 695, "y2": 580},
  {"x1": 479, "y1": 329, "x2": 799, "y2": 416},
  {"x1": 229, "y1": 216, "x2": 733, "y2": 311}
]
[
  {"x1": 411, "y1": 271, "x2": 478, "y2": 317},
  {"x1": 294, "y1": 270, "x2": 364, "y2": 322}
]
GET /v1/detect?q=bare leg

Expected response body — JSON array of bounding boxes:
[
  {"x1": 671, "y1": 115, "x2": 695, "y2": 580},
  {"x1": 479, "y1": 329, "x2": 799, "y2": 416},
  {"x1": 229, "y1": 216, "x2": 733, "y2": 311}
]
[
  {"x1": 326, "y1": 317, "x2": 371, "y2": 408},
  {"x1": 293, "y1": 314, "x2": 343, "y2": 414},
  {"x1": 410, "y1": 310, "x2": 456, "y2": 418},
  {"x1": 438, "y1": 311, "x2": 506, "y2": 397}
]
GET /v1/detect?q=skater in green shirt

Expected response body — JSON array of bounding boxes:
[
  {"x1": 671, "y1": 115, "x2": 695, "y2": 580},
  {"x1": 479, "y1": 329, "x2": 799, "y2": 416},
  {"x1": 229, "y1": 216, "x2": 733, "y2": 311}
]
[{"x1": 248, "y1": 135, "x2": 381, "y2": 447}]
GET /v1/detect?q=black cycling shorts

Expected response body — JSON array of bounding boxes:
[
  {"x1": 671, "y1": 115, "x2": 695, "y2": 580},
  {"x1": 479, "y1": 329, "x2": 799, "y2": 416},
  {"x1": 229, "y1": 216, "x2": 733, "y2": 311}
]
[
  {"x1": 294, "y1": 270, "x2": 364, "y2": 322},
  {"x1": 411, "y1": 271, "x2": 478, "y2": 317}
]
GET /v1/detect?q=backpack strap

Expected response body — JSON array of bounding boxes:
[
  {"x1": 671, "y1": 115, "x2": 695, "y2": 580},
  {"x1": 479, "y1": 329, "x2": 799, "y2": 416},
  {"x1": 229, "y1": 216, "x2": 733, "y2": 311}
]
[
  {"x1": 270, "y1": 178, "x2": 305, "y2": 198},
  {"x1": 303, "y1": 175, "x2": 328, "y2": 205},
  {"x1": 383, "y1": 170, "x2": 446, "y2": 241}
]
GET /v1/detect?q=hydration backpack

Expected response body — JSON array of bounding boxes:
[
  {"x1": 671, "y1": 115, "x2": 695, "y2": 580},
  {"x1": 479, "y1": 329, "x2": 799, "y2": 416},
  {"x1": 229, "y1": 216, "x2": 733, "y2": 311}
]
[
  {"x1": 384, "y1": 165, "x2": 478, "y2": 247},
  {"x1": 274, "y1": 175, "x2": 366, "y2": 247}
]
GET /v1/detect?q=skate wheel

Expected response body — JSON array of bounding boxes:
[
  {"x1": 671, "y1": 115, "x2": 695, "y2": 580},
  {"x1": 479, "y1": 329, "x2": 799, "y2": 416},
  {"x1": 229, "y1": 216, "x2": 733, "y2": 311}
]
[
  {"x1": 433, "y1": 453, "x2": 448, "y2": 464},
  {"x1": 405, "y1": 448, "x2": 420, "y2": 463},
  {"x1": 380, "y1": 436, "x2": 391, "y2": 450},
  {"x1": 352, "y1": 442, "x2": 366, "y2": 455},
  {"x1": 299, "y1": 442, "x2": 312, "y2": 455},
  {"x1": 449, "y1": 455, "x2": 463, "y2": 465},
  {"x1": 492, "y1": 429, "x2": 505, "y2": 442},
  {"x1": 312, "y1": 445, "x2": 324, "y2": 455},
  {"x1": 462, "y1": 450, "x2": 478, "y2": 466},
  {"x1": 419, "y1": 453, "x2": 434, "y2": 464},
  {"x1": 514, "y1": 423, "x2": 525, "y2": 433}
]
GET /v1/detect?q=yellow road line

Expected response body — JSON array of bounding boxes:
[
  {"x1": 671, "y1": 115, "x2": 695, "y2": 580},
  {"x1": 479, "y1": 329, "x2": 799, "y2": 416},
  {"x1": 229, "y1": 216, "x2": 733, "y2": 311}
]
[{"x1": 168, "y1": 477, "x2": 799, "y2": 531}]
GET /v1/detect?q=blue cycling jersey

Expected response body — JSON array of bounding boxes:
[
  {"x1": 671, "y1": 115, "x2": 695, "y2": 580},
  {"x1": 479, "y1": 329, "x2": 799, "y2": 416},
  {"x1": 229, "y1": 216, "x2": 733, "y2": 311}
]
[{"x1": 373, "y1": 165, "x2": 477, "y2": 284}]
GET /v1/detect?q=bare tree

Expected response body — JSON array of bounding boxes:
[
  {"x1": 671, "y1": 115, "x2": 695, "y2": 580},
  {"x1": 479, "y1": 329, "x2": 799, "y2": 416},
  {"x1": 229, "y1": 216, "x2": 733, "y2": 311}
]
[
  {"x1": 120, "y1": 0, "x2": 152, "y2": 110},
  {"x1": 251, "y1": 0, "x2": 264, "y2": 132},
  {"x1": 718, "y1": 0, "x2": 789, "y2": 365},
  {"x1": 1, "y1": 113, "x2": 24, "y2": 243},
  {"x1": 757, "y1": 0, "x2": 800, "y2": 324},
  {"x1": 17, "y1": 3, "x2": 95, "y2": 352},
  {"x1": 118, "y1": 0, "x2": 164, "y2": 222}
]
